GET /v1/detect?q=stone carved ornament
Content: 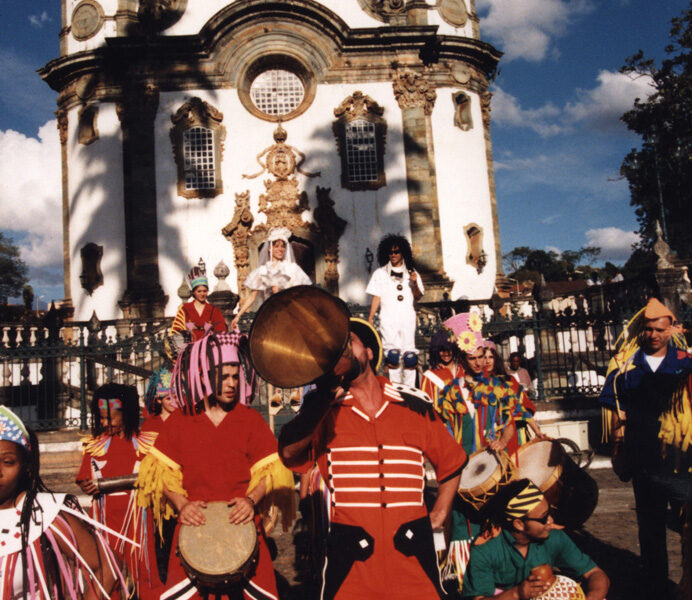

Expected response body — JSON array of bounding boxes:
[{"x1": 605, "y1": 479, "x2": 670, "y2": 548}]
[
  {"x1": 222, "y1": 191, "x2": 255, "y2": 293},
  {"x1": 138, "y1": 0, "x2": 187, "y2": 32},
  {"x1": 314, "y1": 187, "x2": 347, "y2": 293},
  {"x1": 392, "y1": 70, "x2": 437, "y2": 116},
  {"x1": 225, "y1": 127, "x2": 347, "y2": 296},
  {"x1": 242, "y1": 124, "x2": 319, "y2": 231}
]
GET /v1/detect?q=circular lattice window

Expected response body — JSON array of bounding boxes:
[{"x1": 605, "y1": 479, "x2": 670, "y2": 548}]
[
  {"x1": 250, "y1": 70, "x2": 305, "y2": 117},
  {"x1": 238, "y1": 58, "x2": 315, "y2": 122}
]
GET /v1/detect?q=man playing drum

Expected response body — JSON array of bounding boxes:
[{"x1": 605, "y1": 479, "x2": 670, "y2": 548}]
[
  {"x1": 599, "y1": 298, "x2": 692, "y2": 597},
  {"x1": 461, "y1": 479, "x2": 609, "y2": 600},
  {"x1": 279, "y1": 318, "x2": 466, "y2": 599},
  {"x1": 136, "y1": 331, "x2": 295, "y2": 600}
]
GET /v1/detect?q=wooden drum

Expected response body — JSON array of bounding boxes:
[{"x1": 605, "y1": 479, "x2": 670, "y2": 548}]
[
  {"x1": 516, "y1": 439, "x2": 598, "y2": 529},
  {"x1": 458, "y1": 449, "x2": 514, "y2": 510},
  {"x1": 177, "y1": 502, "x2": 259, "y2": 590}
]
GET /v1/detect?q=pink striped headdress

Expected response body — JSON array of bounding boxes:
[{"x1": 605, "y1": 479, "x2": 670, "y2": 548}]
[{"x1": 172, "y1": 331, "x2": 255, "y2": 413}]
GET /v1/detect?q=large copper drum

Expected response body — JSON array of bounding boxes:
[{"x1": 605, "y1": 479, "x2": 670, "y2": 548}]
[{"x1": 248, "y1": 286, "x2": 350, "y2": 388}]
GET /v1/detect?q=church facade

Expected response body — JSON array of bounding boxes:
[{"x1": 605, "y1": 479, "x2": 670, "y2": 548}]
[{"x1": 41, "y1": 0, "x2": 503, "y2": 320}]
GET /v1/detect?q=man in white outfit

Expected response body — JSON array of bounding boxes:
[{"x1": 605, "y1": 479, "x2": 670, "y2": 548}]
[{"x1": 366, "y1": 234, "x2": 424, "y2": 386}]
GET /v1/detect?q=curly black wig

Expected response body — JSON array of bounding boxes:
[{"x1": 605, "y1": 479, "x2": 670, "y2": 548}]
[{"x1": 376, "y1": 234, "x2": 415, "y2": 271}]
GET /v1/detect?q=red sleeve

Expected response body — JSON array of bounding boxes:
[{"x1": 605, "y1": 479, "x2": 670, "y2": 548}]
[
  {"x1": 246, "y1": 409, "x2": 279, "y2": 466},
  {"x1": 424, "y1": 415, "x2": 466, "y2": 482},
  {"x1": 211, "y1": 306, "x2": 227, "y2": 333},
  {"x1": 75, "y1": 452, "x2": 91, "y2": 482}
]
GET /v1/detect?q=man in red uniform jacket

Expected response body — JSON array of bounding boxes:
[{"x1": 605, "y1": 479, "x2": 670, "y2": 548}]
[{"x1": 280, "y1": 318, "x2": 466, "y2": 599}]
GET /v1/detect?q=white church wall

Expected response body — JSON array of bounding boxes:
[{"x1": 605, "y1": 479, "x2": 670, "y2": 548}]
[
  {"x1": 154, "y1": 81, "x2": 411, "y2": 314},
  {"x1": 430, "y1": 87, "x2": 496, "y2": 301},
  {"x1": 68, "y1": 103, "x2": 127, "y2": 321}
]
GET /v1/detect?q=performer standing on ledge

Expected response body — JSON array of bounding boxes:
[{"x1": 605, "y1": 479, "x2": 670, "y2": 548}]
[
  {"x1": 280, "y1": 317, "x2": 464, "y2": 599},
  {"x1": 367, "y1": 234, "x2": 424, "y2": 386},
  {"x1": 0, "y1": 406, "x2": 126, "y2": 599},
  {"x1": 599, "y1": 298, "x2": 692, "y2": 598},
  {"x1": 169, "y1": 259, "x2": 227, "y2": 344},
  {"x1": 137, "y1": 331, "x2": 295, "y2": 600},
  {"x1": 231, "y1": 227, "x2": 312, "y2": 330}
]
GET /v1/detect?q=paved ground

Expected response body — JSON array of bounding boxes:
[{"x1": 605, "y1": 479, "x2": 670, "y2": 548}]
[{"x1": 266, "y1": 465, "x2": 686, "y2": 600}]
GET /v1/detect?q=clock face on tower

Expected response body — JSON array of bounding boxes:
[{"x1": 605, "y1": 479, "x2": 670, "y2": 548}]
[{"x1": 71, "y1": 1, "x2": 104, "y2": 41}]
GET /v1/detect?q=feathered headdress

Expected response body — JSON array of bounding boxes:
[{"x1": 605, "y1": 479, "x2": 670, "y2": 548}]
[{"x1": 187, "y1": 258, "x2": 208, "y2": 291}]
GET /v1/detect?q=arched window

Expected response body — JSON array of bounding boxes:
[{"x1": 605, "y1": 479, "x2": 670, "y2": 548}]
[
  {"x1": 170, "y1": 98, "x2": 226, "y2": 199},
  {"x1": 183, "y1": 126, "x2": 215, "y2": 190},
  {"x1": 333, "y1": 92, "x2": 387, "y2": 191},
  {"x1": 345, "y1": 119, "x2": 379, "y2": 184}
]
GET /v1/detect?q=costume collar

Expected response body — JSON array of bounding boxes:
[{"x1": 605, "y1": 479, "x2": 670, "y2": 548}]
[
  {"x1": 341, "y1": 376, "x2": 402, "y2": 420},
  {"x1": 634, "y1": 343, "x2": 677, "y2": 372}
]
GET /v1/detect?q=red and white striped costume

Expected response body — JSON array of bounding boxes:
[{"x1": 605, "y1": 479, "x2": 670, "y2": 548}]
[{"x1": 292, "y1": 377, "x2": 466, "y2": 599}]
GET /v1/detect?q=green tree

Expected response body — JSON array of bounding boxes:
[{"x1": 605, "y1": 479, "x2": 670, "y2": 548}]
[
  {"x1": 620, "y1": 5, "x2": 692, "y2": 258},
  {"x1": 0, "y1": 233, "x2": 28, "y2": 303},
  {"x1": 503, "y1": 245, "x2": 603, "y2": 283}
]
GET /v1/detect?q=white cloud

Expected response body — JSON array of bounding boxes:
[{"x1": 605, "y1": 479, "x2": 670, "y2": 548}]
[
  {"x1": 564, "y1": 70, "x2": 655, "y2": 130},
  {"x1": 585, "y1": 227, "x2": 639, "y2": 262},
  {"x1": 491, "y1": 87, "x2": 565, "y2": 136},
  {"x1": 0, "y1": 120, "x2": 62, "y2": 285},
  {"x1": 477, "y1": 0, "x2": 594, "y2": 62},
  {"x1": 29, "y1": 11, "x2": 52, "y2": 28},
  {"x1": 491, "y1": 70, "x2": 654, "y2": 138}
]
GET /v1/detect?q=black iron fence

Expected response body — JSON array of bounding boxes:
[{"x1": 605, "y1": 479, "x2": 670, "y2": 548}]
[{"x1": 2, "y1": 296, "x2": 691, "y2": 430}]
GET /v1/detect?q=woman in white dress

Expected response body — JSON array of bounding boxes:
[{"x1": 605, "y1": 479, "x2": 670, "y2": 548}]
[{"x1": 231, "y1": 227, "x2": 312, "y2": 329}]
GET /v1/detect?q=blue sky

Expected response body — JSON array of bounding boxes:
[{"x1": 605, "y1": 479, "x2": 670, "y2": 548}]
[{"x1": 0, "y1": 1, "x2": 688, "y2": 307}]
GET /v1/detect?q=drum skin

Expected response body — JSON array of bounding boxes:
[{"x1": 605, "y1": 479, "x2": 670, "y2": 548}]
[
  {"x1": 516, "y1": 440, "x2": 598, "y2": 529},
  {"x1": 458, "y1": 449, "x2": 513, "y2": 510},
  {"x1": 530, "y1": 574, "x2": 586, "y2": 600},
  {"x1": 178, "y1": 502, "x2": 259, "y2": 589}
]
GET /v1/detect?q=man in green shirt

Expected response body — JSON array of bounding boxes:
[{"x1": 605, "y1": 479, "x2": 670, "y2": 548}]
[{"x1": 462, "y1": 479, "x2": 609, "y2": 600}]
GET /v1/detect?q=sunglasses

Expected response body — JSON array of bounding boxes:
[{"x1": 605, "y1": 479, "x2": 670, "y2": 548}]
[
  {"x1": 522, "y1": 509, "x2": 552, "y2": 524},
  {"x1": 389, "y1": 249, "x2": 402, "y2": 255}
]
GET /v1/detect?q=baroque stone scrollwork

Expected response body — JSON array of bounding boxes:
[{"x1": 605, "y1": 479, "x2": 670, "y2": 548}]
[
  {"x1": 242, "y1": 124, "x2": 319, "y2": 231},
  {"x1": 56, "y1": 109, "x2": 68, "y2": 146},
  {"x1": 138, "y1": 0, "x2": 187, "y2": 32},
  {"x1": 222, "y1": 191, "x2": 255, "y2": 295},
  {"x1": 392, "y1": 70, "x2": 437, "y2": 116},
  {"x1": 358, "y1": 0, "x2": 406, "y2": 20},
  {"x1": 170, "y1": 97, "x2": 226, "y2": 200},
  {"x1": 480, "y1": 90, "x2": 493, "y2": 129},
  {"x1": 314, "y1": 187, "x2": 347, "y2": 294}
]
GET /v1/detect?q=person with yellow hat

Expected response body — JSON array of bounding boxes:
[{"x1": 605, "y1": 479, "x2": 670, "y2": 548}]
[
  {"x1": 599, "y1": 297, "x2": 692, "y2": 597},
  {"x1": 461, "y1": 479, "x2": 609, "y2": 599}
]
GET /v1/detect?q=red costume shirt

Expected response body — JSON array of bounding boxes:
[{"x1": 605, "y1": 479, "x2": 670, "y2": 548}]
[
  {"x1": 291, "y1": 378, "x2": 466, "y2": 599},
  {"x1": 152, "y1": 407, "x2": 280, "y2": 600},
  {"x1": 172, "y1": 302, "x2": 227, "y2": 343}
]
